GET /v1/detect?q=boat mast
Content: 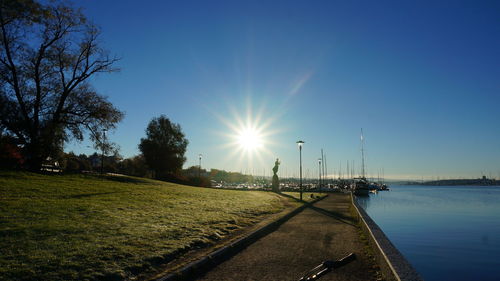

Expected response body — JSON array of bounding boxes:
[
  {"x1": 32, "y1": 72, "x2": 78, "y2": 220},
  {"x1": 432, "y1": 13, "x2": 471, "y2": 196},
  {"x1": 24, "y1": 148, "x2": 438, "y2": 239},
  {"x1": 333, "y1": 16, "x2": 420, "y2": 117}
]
[
  {"x1": 324, "y1": 153, "x2": 328, "y2": 184},
  {"x1": 382, "y1": 167, "x2": 385, "y2": 184},
  {"x1": 321, "y1": 149, "x2": 325, "y2": 185},
  {"x1": 352, "y1": 160, "x2": 355, "y2": 181},
  {"x1": 340, "y1": 160, "x2": 342, "y2": 180},
  {"x1": 361, "y1": 128, "x2": 366, "y2": 179},
  {"x1": 347, "y1": 160, "x2": 350, "y2": 180}
]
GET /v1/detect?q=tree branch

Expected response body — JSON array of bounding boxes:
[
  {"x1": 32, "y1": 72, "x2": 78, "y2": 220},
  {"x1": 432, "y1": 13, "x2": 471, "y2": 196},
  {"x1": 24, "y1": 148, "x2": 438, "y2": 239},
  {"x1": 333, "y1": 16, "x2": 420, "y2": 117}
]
[{"x1": 0, "y1": 8, "x2": 29, "y2": 124}]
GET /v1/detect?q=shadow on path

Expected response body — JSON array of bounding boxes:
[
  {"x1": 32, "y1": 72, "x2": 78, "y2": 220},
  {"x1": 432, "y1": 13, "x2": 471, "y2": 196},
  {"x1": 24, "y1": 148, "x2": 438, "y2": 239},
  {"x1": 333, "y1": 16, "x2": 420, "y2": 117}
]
[{"x1": 308, "y1": 205, "x2": 357, "y2": 227}]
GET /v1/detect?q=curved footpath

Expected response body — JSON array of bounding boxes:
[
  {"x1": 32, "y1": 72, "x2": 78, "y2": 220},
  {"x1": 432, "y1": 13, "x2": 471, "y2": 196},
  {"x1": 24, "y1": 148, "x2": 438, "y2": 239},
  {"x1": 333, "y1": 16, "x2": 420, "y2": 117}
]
[
  {"x1": 193, "y1": 193, "x2": 380, "y2": 281},
  {"x1": 155, "y1": 193, "x2": 424, "y2": 281}
]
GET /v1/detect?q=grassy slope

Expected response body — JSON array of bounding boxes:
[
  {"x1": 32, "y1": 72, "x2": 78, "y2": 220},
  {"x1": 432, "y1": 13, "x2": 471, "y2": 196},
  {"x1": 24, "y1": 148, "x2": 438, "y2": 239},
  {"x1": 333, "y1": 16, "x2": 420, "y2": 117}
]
[{"x1": 0, "y1": 171, "x2": 288, "y2": 280}]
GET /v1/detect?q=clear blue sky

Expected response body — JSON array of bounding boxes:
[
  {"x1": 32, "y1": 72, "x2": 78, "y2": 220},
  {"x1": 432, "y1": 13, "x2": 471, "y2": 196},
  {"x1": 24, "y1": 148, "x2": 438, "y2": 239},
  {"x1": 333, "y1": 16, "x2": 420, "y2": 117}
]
[{"x1": 66, "y1": 0, "x2": 500, "y2": 180}]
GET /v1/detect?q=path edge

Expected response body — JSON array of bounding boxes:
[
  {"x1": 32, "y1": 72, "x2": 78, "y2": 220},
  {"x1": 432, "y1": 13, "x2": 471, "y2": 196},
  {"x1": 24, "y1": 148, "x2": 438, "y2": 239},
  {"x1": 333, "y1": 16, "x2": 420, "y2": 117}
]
[
  {"x1": 155, "y1": 194, "x2": 327, "y2": 281},
  {"x1": 351, "y1": 194, "x2": 424, "y2": 281}
]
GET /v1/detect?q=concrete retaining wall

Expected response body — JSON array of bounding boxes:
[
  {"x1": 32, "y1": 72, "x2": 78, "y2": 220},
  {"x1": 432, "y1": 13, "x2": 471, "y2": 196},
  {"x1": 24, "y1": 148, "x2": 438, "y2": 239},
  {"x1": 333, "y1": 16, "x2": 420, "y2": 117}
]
[{"x1": 351, "y1": 194, "x2": 424, "y2": 281}]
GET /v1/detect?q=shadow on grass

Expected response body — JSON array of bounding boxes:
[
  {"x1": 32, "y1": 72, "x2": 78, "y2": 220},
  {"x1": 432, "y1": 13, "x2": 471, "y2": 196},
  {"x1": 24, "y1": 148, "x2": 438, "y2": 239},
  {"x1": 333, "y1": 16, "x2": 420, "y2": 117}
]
[
  {"x1": 101, "y1": 175, "x2": 154, "y2": 185},
  {"x1": 0, "y1": 172, "x2": 23, "y2": 179},
  {"x1": 308, "y1": 205, "x2": 357, "y2": 226},
  {"x1": 62, "y1": 191, "x2": 124, "y2": 199},
  {"x1": 278, "y1": 192, "x2": 304, "y2": 203}
]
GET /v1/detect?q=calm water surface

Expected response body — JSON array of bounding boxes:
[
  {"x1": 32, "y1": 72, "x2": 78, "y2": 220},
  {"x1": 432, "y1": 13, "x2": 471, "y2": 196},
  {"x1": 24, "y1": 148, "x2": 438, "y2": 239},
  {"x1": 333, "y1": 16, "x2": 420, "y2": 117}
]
[{"x1": 357, "y1": 185, "x2": 500, "y2": 281}]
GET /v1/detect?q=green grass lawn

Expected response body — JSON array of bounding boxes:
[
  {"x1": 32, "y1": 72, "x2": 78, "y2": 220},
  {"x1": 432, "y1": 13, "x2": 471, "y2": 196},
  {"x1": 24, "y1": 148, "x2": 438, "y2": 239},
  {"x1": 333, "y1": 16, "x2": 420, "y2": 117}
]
[{"x1": 0, "y1": 171, "x2": 290, "y2": 280}]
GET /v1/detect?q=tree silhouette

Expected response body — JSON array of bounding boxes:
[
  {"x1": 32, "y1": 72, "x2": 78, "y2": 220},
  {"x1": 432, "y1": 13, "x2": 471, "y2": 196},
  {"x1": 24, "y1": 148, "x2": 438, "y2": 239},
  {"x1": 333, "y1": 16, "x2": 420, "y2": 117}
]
[
  {"x1": 139, "y1": 115, "x2": 188, "y2": 179},
  {"x1": 0, "y1": 0, "x2": 123, "y2": 170}
]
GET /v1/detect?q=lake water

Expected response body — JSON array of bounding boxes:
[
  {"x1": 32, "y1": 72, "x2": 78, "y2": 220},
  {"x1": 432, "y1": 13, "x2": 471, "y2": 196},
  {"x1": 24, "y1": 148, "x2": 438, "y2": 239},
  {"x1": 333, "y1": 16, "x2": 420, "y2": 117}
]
[{"x1": 356, "y1": 185, "x2": 500, "y2": 281}]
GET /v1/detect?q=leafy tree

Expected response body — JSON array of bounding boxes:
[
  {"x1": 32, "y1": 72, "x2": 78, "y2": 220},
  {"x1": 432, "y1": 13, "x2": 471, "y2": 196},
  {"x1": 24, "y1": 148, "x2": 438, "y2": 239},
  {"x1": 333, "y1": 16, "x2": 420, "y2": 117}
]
[
  {"x1": 182, "y1": 165, "x2": 210, "y2": 187},
  {"x1": 0, "y1": 0, "x2": 123, "y2": 170},
  {"x1": 119, "y1": 155, "x2": 149, "y2": 177},
  {"x1": 62, "y1": 152, "x2": 91, "y2": 172},
  {"x1": 139, "y1": 115, "x2": 188, "y2": 179},
  {"x1": 209, "y1": 168, "x2": 253, "y2": 183},
  {"x1": 0, "y1": 132, "x2": 23, "y2": 168}
]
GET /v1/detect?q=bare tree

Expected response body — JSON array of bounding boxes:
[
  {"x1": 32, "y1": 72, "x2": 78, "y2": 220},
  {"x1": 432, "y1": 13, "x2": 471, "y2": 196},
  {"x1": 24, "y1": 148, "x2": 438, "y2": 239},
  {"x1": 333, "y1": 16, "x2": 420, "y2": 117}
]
[{"x1": 0, "y1": 0, "x2": 123, "y2": 170}]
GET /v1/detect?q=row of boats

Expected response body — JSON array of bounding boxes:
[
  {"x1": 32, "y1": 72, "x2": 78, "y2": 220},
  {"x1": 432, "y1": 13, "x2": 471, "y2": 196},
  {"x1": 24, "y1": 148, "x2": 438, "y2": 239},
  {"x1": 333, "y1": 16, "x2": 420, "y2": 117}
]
[{"x1": 352, "y1": 177, "x2": 389, "y2": 196}]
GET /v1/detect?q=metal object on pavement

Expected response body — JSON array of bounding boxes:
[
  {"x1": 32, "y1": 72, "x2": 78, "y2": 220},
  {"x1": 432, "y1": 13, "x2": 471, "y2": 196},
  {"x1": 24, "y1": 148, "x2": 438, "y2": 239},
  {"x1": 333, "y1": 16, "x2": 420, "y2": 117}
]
[{"x1": 299, "y1": 252, "x2": 356, "y2": 281}]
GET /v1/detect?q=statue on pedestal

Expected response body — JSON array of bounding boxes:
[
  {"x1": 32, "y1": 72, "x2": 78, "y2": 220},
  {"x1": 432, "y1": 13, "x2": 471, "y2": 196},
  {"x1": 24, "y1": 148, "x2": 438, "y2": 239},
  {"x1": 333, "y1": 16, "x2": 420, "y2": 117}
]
[{"x1": 272, "y1": 158, "x2": 280, "y2": 192}]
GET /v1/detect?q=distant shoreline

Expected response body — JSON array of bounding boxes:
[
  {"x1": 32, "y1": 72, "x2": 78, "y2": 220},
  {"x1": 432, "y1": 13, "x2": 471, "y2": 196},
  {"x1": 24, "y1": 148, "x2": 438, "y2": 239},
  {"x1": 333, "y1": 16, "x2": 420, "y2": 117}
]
[{"x1": 404, "y1": 177, "x2": 499, "y2": 186}]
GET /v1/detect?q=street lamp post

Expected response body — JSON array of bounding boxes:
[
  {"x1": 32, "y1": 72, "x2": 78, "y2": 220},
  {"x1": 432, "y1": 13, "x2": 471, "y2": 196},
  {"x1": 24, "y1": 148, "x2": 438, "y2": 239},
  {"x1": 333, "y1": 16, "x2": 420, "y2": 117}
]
[
  {"x1": 198, "y1": 154, "x2": 202, "y2": 179},
  {"x1": 296, "y1": 140, "x2": 305, "y2": 201},
  {"x1": 101, "y1": 129, "x2": 107, "y2": 175},
  {"x1": 318, "y1": 158, "x2": 322, "y2": 190}
]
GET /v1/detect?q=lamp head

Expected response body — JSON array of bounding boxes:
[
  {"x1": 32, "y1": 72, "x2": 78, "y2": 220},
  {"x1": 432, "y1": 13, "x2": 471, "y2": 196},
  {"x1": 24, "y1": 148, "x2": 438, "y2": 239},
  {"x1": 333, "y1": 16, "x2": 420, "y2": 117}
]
[{"x1": 296, "y1": 140, "x2": 304, "y2": 148}]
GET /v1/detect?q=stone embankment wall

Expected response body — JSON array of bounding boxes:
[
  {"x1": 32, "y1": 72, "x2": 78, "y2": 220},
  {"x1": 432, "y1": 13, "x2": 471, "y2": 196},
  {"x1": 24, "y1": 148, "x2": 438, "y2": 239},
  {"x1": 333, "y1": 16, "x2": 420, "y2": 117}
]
[{"x1": 351, "y1": 195, "x2": 424, "y2": 281}]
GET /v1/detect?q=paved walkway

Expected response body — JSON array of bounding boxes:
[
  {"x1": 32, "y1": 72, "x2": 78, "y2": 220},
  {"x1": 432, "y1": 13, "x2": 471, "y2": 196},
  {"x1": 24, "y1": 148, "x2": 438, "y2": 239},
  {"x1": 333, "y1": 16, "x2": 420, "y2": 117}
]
[{"x1": 196, "y1": 194, "x2": 379, "y2": 281}]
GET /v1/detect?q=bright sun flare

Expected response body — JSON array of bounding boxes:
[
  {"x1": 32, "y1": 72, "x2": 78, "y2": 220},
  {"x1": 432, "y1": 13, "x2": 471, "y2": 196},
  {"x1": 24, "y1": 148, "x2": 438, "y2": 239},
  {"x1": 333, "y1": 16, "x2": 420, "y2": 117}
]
[
  {"x1": 237, "y1": 127, "x2": 263, "y2": 151},
  {"x1": 214, "y1": 100, "x2": 282, "y2": 169}
]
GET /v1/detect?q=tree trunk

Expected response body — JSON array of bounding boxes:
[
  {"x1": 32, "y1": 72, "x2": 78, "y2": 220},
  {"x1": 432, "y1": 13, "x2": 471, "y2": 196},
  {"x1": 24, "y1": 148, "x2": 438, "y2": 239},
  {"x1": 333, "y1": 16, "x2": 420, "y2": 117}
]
[{"x1": 25, "y1": 141, "x2": 44, "y2": 171}]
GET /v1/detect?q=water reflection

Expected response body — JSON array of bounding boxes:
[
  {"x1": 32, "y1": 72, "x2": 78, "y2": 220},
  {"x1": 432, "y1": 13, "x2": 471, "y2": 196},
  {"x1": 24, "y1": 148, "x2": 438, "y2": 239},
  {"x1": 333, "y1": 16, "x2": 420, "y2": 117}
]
[
  {"x1": 355, "y1": 195, "x2": 370, "y2": 210},
  {"x1": 358, "y1": 185, "x2": 500, "y2": 281}
]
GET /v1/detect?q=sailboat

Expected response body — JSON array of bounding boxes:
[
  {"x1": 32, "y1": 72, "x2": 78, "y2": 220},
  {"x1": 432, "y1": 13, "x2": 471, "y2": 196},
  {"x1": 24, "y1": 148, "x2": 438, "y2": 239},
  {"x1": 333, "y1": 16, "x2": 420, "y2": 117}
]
[{"x1": 353, "y1": 129, "x2": 370, "y2": 196}]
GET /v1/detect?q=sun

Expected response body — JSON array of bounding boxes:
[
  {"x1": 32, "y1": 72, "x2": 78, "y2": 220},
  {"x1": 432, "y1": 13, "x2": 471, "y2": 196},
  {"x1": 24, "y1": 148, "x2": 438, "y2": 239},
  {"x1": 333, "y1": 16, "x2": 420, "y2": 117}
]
[
  {"x1": 211, "y1": 98, "x2": 285, "y2": 171},
  {"x1": 237, "y1": 127, "x2": 263, "y2": 152}
]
